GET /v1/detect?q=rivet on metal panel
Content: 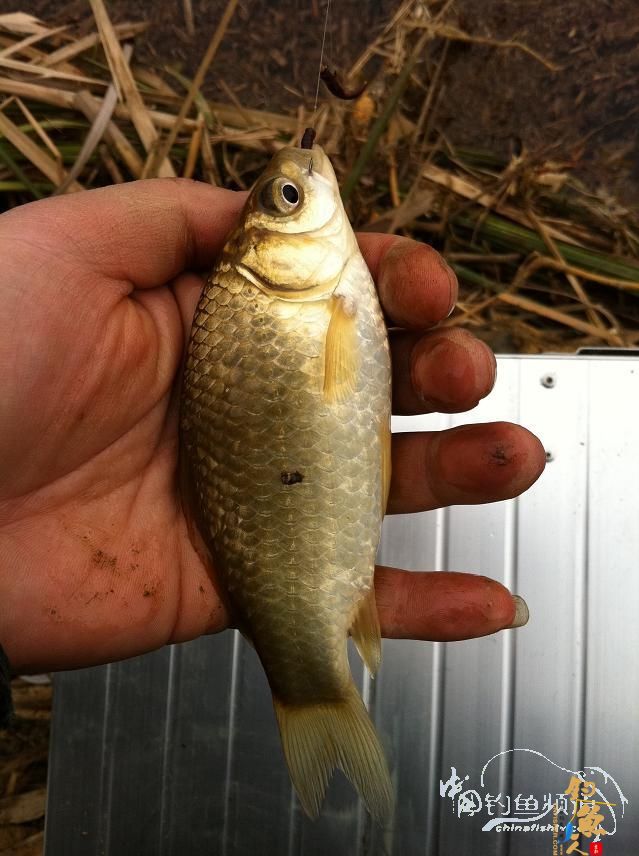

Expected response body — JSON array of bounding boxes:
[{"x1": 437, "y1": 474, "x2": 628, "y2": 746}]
[
  {"x1": 545, "y1": 450, "x2": 554, "y2": 462},
  {"x1": 541, "y1": 373, "x2": 556, "y2": 388}
]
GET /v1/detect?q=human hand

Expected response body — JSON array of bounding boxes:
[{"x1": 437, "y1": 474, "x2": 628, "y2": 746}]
[{"x1": 0, "y1": 179, "x2": 545, "y2": 672}]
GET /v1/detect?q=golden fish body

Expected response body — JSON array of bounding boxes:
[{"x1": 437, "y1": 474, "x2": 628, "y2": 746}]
[{"x1": 180, "y1": 144, "x2": 392, "y2": 821}]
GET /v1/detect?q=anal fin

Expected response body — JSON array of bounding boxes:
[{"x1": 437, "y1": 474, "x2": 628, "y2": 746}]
[{"x1": 351, "y1": 586, "x2": 382, "y2": 676}]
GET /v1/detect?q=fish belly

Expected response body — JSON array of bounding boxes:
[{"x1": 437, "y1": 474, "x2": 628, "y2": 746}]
[{"x1": 182, "y1": 264, "x2": 389, "y2": 701}]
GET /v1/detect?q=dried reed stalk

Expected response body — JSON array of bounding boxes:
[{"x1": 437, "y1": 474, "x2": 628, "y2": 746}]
[
  {"x1": 144, "y1": 0, "x2": 240, "y2": 177},
  {"x1": 89, "y1": 0, "x2": 175, "y2": 177},
  {"x1": 0, "y1": 109, "x2": 82, "y2": 191}
]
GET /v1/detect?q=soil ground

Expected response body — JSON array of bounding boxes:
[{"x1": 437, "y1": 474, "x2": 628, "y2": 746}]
[{"x1": 2, "y1": 0, "x2": 637, "y2": 202}]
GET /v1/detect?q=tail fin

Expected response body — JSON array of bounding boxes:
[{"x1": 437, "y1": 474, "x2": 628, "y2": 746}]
[{"x1": 273, "y1": 685, "x2": 393, "y2": 824}]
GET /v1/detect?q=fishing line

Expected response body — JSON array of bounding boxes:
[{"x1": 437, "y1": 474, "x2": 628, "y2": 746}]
[{"x1": 313, "y1": 0, "x2": 332, "y2": 114}]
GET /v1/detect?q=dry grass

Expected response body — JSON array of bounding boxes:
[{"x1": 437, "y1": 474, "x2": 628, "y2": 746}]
[
  {"x1": 0, "y1": 2, "x2": 636, "y2": 353},
  {"x1": 0, "y1": 680, "x2": 50, "y2": 856}
]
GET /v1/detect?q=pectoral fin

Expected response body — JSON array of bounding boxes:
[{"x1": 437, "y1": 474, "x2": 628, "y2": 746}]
[
  {"x1": 351, "y1": 586, "x2": 382, "y2": 676},
  {"x1": 323, "y1": 296, "x2": 359, "y2": 403}
]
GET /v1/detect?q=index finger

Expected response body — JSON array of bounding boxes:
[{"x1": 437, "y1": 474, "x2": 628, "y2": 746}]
[{"x1": 357, "y1": 233, "x2": 458, "y2": 329}]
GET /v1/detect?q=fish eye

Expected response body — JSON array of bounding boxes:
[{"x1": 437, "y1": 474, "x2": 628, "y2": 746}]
[
  {"x1": 281, "y1": 183, "x2": 299, "y2": 204},
  {"x1": 259, "y1": 177, "x2": 303, "y2": 215}
]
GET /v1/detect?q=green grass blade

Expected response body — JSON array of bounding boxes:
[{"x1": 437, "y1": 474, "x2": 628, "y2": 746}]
[
  {"x1": 454, "y1": 212, "x2": 639, "y2": 282},
  {"x1": 0, "y1": 143, "x2": 44, "y2": 200}
]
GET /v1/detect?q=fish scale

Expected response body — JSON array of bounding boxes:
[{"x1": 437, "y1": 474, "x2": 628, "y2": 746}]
[{"x1": 180, "y1": 144, "x2": 393, "y2": 822}]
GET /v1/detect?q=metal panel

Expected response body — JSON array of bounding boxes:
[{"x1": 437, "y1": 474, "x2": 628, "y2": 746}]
[
  {"x1": 507, "y1": 360, "x2": 591, "y2": 856},
  {"x1": 435, "y1": 363, "x2": 522, "y2": 856},
  {"x1": 45, "y1": 355, "x2": 639, "y2": 855}
]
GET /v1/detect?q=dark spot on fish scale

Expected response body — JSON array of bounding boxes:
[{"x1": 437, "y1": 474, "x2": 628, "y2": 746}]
[{"x1": 281, "y1": 471, "x2": 304, "y2": 485}]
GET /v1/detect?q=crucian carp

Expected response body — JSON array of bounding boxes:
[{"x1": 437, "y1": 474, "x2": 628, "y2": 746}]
[{"x1": 180, "y1": 137, "x2": 393, "y2": 822}]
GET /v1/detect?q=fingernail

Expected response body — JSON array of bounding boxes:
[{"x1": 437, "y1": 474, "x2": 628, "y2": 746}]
[
  {"x1": 412, "y1": 340, "x2": 443, "y2": 401},
  {"x1": 508, "y1": 594, "x2": 529, "y2": 629},
  {"x1": 483, "y1": 341, "x2": 498, "y2": 391},
  {"x1": 442, "y1": 259, "x2": 458, "y2": 317}
]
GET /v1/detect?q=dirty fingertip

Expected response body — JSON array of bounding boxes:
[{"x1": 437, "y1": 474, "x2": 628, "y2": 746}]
[{"x1": 507, "y1": 594, "x2": 530, "y2": 629}]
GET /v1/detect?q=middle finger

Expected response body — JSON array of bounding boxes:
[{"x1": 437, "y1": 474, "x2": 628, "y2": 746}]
[
  {"x1": 388, "y1": 422, "x2": 546, "y2": 514},
  {"x1": 391, "y1": 327, "x2": 497, "y2": 415}
]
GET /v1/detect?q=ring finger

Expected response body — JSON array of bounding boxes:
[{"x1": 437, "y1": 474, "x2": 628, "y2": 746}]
[
  {"x1": 391, "y1": 326, "x2": 497, "y2": 415},
  {"x1": 388, "y1": 422, "x2": 546, "y2": 514}
]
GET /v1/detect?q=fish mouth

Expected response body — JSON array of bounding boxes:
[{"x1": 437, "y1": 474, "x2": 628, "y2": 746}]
[
  {"x1": 268, "y1": 145, "x2": 335, "y2": 185},
  {"x1": 295, "y1": 145, "x2": 331, "y2": 180}
]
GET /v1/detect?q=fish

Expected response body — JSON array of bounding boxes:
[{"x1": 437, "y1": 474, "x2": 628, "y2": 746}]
[{"x1": 179, "y1": 140, "x2": 393, "y2": 822}]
